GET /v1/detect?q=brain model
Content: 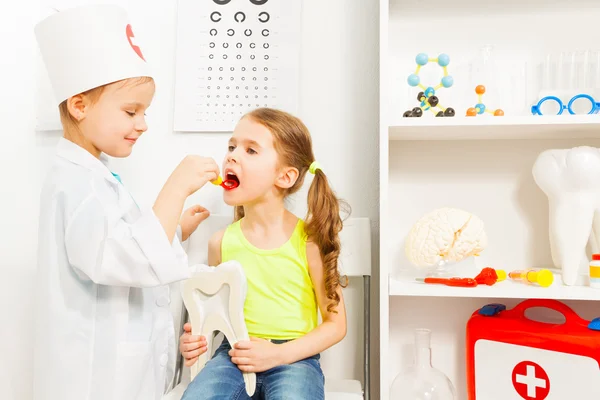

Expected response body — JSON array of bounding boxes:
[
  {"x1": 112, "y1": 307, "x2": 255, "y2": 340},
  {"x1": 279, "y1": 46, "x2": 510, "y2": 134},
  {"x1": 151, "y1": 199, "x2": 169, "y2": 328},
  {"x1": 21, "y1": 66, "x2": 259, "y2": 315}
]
[{"x1": 405, "y1": 207, "x2": 488, "y2": 267}]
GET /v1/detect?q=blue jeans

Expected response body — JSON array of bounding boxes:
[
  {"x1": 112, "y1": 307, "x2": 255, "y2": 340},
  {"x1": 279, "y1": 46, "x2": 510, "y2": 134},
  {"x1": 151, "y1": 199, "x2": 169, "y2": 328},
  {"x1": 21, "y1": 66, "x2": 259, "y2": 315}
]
[{"x1": 181, "y1": 339, "x2": 325, "y2": 400}]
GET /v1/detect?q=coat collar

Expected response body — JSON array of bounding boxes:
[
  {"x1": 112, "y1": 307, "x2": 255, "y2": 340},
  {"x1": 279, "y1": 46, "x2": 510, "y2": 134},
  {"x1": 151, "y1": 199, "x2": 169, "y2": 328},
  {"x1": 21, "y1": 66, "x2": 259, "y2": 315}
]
[{"x1": 56, "y1": 137, "x2": 117, "y2": 182}]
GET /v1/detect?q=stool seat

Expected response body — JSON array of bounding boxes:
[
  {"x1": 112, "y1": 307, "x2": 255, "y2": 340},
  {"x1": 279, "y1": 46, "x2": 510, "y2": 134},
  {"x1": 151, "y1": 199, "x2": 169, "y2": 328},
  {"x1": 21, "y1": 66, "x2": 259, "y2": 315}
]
[
  {"x1": 325, "y1": 379, "x2": 364, "y2": 400},
  {"x1": 162, "y1": 383, "x2": 186, "y2": 400},
  {"x1": 164, "y1": 378, "x2": 363, "y2": 400}
]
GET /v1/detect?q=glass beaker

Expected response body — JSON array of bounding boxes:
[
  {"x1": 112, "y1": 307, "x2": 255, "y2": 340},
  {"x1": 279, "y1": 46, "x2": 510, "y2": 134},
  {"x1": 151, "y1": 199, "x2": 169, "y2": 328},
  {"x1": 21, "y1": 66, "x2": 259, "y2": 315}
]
[{"x1": 390, "y1": 329, "x2": 457, "y2": 400}]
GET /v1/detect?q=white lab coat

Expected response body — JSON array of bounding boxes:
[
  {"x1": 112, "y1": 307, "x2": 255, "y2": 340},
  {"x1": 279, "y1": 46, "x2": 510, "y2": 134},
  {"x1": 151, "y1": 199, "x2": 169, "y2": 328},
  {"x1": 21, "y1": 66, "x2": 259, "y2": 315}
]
[{"x1": 33, "y1": 138, "x2": 191, "y2": 400}]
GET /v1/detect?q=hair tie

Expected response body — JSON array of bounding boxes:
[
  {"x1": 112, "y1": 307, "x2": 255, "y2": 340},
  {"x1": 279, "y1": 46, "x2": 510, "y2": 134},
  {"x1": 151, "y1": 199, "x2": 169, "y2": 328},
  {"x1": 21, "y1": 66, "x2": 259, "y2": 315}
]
[{"x1": 309, "y1": 161, "x2": 321, "y2": 174}]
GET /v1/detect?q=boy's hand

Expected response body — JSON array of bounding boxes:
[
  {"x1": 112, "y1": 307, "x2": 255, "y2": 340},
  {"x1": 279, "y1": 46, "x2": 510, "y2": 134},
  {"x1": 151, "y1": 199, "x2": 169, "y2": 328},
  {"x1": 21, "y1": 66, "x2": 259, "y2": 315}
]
[
  {"x1": 229, "y1": 337, "x2": 284, "y2": 372},
  {"x1": 168, "y1": 155, "x2": 220, "y2": 197},
  {"x1": 180, "y1": 322, "x2": 208, "y2": 367},
  {"x1": 180, "y1": 205, "x2": 210, "y2": 241}
]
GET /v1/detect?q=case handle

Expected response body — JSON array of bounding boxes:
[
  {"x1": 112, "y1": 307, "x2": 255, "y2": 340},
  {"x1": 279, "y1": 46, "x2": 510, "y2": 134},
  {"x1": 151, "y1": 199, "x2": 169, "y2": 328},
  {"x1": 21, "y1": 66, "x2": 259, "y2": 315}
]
[{"x1": 512, "y1": 299, "x2": 586, "y2": 325}]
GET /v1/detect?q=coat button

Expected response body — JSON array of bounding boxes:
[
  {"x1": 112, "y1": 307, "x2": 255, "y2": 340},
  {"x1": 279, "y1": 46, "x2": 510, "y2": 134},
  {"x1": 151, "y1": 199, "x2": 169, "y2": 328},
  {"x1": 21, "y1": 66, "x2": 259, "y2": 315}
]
[
  {"x1": 160, "y1": 354, "x2": 169, "y2": 367},
  {"x1": 156, "y1": 296, "x2": 170, "y2": 307}
]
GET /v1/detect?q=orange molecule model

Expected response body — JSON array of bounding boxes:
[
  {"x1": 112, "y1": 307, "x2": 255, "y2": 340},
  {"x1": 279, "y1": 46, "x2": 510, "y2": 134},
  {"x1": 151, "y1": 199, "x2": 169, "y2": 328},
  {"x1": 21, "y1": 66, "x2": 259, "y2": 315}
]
[{"x1": 466, "y1": 85, "x2": 504, "y2": 117}]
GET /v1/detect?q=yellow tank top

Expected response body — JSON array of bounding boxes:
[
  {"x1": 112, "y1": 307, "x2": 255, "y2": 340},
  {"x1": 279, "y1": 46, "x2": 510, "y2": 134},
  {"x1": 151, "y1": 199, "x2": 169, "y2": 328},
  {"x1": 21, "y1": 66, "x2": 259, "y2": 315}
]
[{"x1": 221, "y1": 218, "x2": 318, "y2": 340}]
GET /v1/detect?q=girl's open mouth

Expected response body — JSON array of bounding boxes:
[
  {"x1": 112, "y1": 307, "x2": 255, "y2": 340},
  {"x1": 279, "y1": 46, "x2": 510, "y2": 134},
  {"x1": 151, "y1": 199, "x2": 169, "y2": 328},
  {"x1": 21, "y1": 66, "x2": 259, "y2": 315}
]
[{"x1": 223, "y1": 173, "x2": 240, "y2": 189}]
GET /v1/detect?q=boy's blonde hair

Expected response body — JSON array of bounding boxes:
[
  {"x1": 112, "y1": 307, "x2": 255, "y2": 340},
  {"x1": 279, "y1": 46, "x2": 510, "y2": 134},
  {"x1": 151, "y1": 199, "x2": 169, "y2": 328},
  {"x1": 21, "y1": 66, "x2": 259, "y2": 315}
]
[{"x1": 235, "y1": 108, "x2": 351, "y2": 314}]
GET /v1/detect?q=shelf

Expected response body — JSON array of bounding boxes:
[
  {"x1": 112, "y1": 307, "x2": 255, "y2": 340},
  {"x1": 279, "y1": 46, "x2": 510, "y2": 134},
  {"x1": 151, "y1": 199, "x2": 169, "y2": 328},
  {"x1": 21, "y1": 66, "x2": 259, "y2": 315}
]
[
  {"x1": 388, "y1": 115, "x2": 600, "y2": 141},
  {"x1": 389, "y1": 275, "x2": 600, "y2": 301}
]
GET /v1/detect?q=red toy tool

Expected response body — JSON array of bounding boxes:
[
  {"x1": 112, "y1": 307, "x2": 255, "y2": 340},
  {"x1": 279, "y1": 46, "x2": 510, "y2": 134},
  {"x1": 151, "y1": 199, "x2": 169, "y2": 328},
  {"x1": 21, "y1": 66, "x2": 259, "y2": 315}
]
[
  {"x1": 415, "y1": 267, "x2": 506, "y2": 288},
  {"x1": 474, "y1": 266, "x2": 506, "y2": 286},
  {"x1": 415, "y1": 277, "x2": 478, "y2": 287},
  {"x1": 211, "y1": 176, "x2": 239, "y2": 190}
]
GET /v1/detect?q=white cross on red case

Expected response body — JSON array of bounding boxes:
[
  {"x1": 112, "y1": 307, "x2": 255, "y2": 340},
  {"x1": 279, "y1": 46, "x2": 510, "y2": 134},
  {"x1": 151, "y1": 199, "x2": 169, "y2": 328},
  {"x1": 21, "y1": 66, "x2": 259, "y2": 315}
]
[{"x1": 512, "y1": 361, "x2": 550, "y2": 399}]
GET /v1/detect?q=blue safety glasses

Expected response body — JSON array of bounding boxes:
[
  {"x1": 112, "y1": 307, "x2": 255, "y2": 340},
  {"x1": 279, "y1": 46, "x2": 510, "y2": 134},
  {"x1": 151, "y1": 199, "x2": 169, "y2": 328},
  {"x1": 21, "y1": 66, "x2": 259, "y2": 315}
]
[{"x1": 531, "y1": 94, "x2": 600, "y2": 115}]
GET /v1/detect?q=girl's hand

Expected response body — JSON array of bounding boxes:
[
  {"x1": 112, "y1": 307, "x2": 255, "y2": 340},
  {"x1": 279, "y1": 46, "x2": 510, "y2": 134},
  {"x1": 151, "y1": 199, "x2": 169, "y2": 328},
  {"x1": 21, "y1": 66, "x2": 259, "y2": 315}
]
[
  {"x1": 180, "y1": 205, "x2": 210, "y2": 241},
  {"x1": 229, "y1": 337, "x2": 284, "y2": 373},
  {"x1": 179, "y1": 322, "x2": 208, "y2": 367}
]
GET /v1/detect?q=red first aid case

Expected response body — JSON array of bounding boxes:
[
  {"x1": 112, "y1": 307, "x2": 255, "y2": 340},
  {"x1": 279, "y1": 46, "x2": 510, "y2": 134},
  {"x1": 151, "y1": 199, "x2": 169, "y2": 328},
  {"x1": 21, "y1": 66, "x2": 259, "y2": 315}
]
[{"x1": 466, "y1": 299, "x2": 600, "y2": 400}]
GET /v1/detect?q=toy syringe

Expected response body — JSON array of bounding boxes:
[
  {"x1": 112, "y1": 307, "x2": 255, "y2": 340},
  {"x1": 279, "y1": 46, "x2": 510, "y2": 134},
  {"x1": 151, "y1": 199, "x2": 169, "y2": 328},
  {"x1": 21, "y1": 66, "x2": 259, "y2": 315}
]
[
  {"x1": 508, "y1": 269, "x2": 554, "y2": 287},
  {"x1": 211, "y1": 176, "x2": 238, "y2": 190}
]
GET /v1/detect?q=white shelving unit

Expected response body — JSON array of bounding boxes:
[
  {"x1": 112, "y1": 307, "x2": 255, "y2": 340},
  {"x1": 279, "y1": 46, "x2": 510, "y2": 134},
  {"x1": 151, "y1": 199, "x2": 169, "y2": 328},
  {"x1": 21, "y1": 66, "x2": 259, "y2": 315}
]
[
  {"x1": 379, "y1": 0, "x2": 600, "y2": 399},
  {"x1": 389, "y1": 115, "x2": 600, "y2": 141},
  {"x1": 389, "y1": 277, "x2": 600, "y2": 301}
]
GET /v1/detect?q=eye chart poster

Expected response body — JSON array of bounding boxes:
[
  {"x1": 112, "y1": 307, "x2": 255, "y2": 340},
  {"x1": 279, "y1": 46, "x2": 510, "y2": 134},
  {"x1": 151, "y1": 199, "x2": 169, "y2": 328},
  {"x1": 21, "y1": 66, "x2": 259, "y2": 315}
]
[{"x1": 173, "y1": 0, "x2": 303, "y2": 132}]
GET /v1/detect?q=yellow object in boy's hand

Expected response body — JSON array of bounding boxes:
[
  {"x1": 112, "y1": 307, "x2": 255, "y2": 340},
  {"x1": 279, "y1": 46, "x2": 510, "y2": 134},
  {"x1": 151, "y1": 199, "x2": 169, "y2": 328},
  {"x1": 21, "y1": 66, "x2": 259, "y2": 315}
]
[{"x1": 211, "y1": 175, "x2": 239, "y2": 190}]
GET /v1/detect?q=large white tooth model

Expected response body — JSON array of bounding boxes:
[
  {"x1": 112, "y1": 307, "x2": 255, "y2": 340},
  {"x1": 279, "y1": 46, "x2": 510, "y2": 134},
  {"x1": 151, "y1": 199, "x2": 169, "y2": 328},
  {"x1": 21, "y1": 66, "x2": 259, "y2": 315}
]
[
  {"x1": 182, "y1": 261, "x2": 256, "y2": 396},
  {"x1": 405, "y1": 207, "x2": 488, "y2": 267},
  {"x1": 532, "y1": 146, "x2": 600, "y2": 286}
]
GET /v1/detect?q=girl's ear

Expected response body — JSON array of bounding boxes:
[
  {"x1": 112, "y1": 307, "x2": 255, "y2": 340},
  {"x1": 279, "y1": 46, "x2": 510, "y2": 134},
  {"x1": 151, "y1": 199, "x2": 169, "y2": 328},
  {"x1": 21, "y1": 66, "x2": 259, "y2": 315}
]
[
  {"x1": 275, "y1": 166, "x2": 299, "y2": 189},
  {"x1": 66, "y1": 93, "x2": 90, "y2": 121}
]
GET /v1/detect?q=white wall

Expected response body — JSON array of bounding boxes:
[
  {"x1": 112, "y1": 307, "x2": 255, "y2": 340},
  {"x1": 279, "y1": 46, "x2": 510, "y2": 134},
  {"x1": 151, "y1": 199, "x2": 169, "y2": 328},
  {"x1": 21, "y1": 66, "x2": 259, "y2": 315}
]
[{"x1": 0, "y1": 1, "x2": 379, "y2": 399}]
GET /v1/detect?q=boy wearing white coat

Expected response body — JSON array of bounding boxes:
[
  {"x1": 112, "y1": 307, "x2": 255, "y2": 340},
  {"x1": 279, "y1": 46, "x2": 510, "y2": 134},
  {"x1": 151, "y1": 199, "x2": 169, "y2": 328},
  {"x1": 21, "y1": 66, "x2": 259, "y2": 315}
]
[{"x1": 33, "y1": 5, "x2": 210, "y2": 400}]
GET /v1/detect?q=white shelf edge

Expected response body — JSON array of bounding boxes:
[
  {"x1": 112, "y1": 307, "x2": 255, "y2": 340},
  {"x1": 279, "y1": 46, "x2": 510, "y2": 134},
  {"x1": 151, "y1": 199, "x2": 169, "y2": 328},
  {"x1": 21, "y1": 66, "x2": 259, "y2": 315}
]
[
  {"x1": 389, "y1": 276, "x2": 600, "y2": 301},
  {"x1": 388, "y1": 115, "x2": 600, "y2": 141},
  {"x1": 379, "y1": 0, "x2": 391, "y2": 398}
]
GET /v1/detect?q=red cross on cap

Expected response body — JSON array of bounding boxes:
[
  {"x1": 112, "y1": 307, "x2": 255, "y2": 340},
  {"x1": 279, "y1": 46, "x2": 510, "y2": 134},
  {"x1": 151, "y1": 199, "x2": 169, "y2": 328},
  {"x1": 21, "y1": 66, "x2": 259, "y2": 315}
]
[{"x1": 126, "y1": 24, "x2": 145, "y2": 61}]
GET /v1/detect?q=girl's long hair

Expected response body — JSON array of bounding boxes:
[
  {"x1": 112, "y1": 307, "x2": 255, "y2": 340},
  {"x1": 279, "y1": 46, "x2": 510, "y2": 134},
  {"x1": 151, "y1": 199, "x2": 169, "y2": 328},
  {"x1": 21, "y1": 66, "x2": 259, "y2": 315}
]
[{"x1": 234, "y1": 108, "x2": 351, "y2": 313}]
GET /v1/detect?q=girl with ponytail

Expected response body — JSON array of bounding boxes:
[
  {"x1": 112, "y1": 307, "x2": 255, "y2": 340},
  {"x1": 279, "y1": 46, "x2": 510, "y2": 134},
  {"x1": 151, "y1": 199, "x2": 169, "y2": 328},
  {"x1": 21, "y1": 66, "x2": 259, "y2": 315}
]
[{"x1": 180, "y1": 108, "x2": 350, "y2": 400}]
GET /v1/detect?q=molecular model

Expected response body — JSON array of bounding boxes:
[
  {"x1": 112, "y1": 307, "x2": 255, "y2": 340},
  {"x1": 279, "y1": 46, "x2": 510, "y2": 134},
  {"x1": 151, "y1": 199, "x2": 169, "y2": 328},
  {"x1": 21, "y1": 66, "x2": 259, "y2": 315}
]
[
  {"x1": 466, "y1": 85, "x2": 504, "y2": 116},
  {"x1": 403, "y1": 53, "x2": 456, "y2": 118}
]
